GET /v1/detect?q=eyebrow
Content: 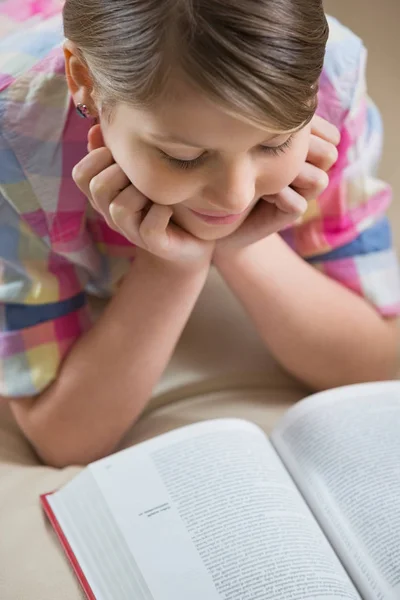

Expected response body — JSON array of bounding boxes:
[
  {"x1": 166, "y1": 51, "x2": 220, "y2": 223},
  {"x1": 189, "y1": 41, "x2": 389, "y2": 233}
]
[{"x1": 150, "y1": 132, "x2": 283, "y2": 148}]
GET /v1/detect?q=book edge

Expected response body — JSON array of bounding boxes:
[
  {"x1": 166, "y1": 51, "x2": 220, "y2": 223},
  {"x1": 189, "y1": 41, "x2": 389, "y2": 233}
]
[{"x1": 40, "y1": 492, "x2": 97, "y2": 600}]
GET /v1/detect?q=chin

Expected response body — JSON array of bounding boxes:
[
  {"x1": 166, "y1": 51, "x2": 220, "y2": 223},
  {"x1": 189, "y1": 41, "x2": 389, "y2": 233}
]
[
  {"x1": 187, "y1": 223, "x2": 241, "y2": 241},
  {"x1": 192, "y1": 231, "x2": 227, "y2": 241},
  {"x1": 173, "y1": 212, "x2": 242, "y2": 241}
]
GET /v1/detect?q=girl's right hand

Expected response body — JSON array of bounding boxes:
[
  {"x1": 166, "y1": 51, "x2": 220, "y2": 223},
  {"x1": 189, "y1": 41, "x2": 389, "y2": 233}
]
[{"x1": 72, "y1": 124, "x2": 214, "y2": 266}]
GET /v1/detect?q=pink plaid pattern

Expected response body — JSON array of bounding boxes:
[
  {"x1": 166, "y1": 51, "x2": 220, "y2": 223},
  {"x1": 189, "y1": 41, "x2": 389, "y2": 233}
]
[{"x1": 0, "y1": 4, "x2": 399, "y2": 396}]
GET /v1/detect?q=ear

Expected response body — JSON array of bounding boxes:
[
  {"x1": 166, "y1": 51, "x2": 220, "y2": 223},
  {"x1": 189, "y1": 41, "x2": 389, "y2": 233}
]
[{"x1": 63, "y1": 40, "x2": 99, "y2": 117}]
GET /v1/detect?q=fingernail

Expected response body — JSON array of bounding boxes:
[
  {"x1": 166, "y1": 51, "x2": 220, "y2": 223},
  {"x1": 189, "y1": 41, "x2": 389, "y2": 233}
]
[
  {"x1": 290, "y1": 192, "x2": 307, "y2": 213},
  {"x1": 284, "y1": 187, "x2": 307, "y2": 213},
  {"x1": 329, "y1": 149, "x2": 339, "y2": 165},
  {"x1": 319, "y1": 172, "x2": 330, "y2": 190},
  {"x1": 109, "y1": 203, "x2": 124, "y2": 220},
  {"x1": 296, "y1": 196, "x2": 308, "y2": 213}
]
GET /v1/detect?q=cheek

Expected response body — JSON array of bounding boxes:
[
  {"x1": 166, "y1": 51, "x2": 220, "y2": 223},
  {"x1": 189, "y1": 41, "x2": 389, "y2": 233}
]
[
  {"x1": 107, "y1": 142, "x2": 197, "y2": 206},
  {"x1": 259, "y1": 132, "x2": 310, "y2": 196},
  {"x1": 127, "y1": 163, "x2": 187, "y2": 205},
  {"x1": 101, "y1": 122, "x2": 200, "y2": 205}
]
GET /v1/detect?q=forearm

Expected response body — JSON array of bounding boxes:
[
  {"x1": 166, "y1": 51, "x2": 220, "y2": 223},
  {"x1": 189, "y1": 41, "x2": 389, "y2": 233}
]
[
  {"x1": 215, "y1": 234, "x2": 399, "y2": 390},
  {"x1": 12, "y1": 250, "x2": 211, "y2": 467}
]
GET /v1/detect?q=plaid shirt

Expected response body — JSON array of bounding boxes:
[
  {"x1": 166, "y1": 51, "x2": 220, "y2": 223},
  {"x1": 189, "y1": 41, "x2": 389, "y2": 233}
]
[{"x1": 1, "y1": 2, "x2": 400, "y2": 397}]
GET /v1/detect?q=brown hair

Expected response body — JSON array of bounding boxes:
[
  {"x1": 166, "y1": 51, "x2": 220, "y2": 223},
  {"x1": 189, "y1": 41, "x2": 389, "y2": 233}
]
[{"x1": 63, "y1": 0, "x2": 329, "y2": 132}]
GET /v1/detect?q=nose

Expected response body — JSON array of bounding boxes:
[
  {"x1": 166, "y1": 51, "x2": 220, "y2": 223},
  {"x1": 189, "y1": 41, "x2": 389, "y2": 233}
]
[{"x1": 204, "y1": 158, "x2": 256, "y2": 214}]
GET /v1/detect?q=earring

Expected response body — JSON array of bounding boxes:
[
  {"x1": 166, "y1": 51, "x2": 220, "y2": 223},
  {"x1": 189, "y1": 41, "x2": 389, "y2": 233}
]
[{"x1": 76, "y1": 103, "x2": 91, "y2": 119}]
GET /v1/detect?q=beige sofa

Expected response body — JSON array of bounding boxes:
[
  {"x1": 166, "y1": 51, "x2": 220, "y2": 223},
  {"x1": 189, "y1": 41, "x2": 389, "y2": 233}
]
[
  {"x1": 0, "y1": 2, "x2": 399, "y2": 598},
  {"x1": 0, "y1": 268, "x2": 311, "y2": 600}
]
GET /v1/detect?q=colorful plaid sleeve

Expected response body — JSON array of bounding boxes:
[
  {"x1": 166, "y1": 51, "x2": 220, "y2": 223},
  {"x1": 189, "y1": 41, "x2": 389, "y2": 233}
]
[
  {"x1": 0, "y1": 2, "x2": 93, "y2": 398},
  {"x1": 0, "y1": 190, "x2": 92, "y2": 397},
  {"x1": 0, "y1": 2, "x2": 136, "y2": 399},
  {"x1": 281, "y1": 17, "x2": 400, "y2": 317}
]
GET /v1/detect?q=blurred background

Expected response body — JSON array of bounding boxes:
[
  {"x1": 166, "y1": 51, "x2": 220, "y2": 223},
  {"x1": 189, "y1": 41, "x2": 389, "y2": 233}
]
[{"x1": 324, "y1": 0, "x2": 400, "y2": 245}]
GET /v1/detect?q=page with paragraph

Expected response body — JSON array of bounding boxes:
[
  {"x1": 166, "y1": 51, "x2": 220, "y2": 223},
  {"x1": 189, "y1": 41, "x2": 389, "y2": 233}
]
[
  {"x1": 89, "y1": 418, "x2": 360, "y2": 600},
  {"x1": 271, "y1": 381, "x2": 400, "y2": 600}
]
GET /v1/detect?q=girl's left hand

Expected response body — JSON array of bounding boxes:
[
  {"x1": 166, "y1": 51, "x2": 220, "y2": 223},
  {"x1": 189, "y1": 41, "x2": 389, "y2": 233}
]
[{"x1": 214, "y1": 115, "x2": 340, "y2": 258}]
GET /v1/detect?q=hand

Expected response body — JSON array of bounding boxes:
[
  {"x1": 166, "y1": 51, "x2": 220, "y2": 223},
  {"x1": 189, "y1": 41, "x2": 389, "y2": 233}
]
[
  {"x1": 72, "y1": 125, "x2": 214, "y2": 266},
  {"x1": 214, "y1": 115, "x2": 340, "y2": 258}
]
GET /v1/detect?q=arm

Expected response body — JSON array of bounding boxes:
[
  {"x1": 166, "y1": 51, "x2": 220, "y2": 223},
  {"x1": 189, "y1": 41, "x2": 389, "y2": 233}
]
[
  {"x1": 215, "y1": 34, "x2": 400, "y2": 390},
  {"x1": 214, "y1": 233, "x2": 398, "y2": 391},
  {"x1": 10, "y1": 250, "x2": 211, "y2": 468}
]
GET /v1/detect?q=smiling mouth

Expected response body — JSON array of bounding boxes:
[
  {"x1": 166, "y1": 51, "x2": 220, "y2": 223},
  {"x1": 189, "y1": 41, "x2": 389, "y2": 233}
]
[{"x1": 189, "y1": 209, "x2": 245, "y2": 225}]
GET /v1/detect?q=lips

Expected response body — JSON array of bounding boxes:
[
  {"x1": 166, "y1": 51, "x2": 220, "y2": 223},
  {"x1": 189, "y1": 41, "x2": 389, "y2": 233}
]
[{"x1": 189, "y1": 209, "x2": 245, "y2": 225}]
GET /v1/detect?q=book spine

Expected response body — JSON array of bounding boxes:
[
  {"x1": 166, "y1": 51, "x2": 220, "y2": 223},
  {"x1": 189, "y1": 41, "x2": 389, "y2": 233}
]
[{"x1": 40, "y1": 493, "x2": 97, "y2": 600}]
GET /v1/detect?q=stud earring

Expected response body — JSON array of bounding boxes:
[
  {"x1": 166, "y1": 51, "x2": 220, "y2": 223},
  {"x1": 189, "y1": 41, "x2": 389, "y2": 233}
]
[{"x1": 76, "y1": 103, "x2": 91, "y2": 119}]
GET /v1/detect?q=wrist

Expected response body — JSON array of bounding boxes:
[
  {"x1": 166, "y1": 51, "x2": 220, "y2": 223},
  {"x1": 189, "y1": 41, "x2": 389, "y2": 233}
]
[
  {"x1": 133, "y1": 245, "x2": 213, "y2": 278},
  {"x1": 214, "y1": 233, "x2": 282, "y2": 269}
]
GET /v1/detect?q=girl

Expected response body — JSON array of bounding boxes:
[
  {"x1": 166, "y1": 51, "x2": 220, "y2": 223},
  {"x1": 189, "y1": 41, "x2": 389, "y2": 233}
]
[{"x1": 0, "y1": 0, "x2": 399, "y2": 468}]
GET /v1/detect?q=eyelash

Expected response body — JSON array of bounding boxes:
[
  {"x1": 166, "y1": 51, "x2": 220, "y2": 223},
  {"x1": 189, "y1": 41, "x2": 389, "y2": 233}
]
[
  {"x1": 261, "y1": 135, "x2": 293, "y2": 157},
  {"x1": 160, "y1": 136, "x2": 294, "y2": 171},
  {"x1": 161, "y1": 153, "x2": 207, "y2": 171}
]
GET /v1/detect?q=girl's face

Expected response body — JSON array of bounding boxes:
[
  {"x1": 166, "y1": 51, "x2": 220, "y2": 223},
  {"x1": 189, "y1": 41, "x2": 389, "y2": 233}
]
[{"x1": 100, "y1": 78, "x2": 311, "y2": 241}]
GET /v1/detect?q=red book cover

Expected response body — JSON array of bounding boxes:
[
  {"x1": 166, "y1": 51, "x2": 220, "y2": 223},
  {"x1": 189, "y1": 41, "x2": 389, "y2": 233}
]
[{"x1": 40, "y1": 492, "x2": 97, "y2": 600}]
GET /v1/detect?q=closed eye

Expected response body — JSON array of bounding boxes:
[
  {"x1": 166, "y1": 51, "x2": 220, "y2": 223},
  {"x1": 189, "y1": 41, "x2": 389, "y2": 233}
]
[
  {"x1": 158, "y1": 151, "x2": 208, "y2": 171},
  {"x1": 159, "y1": 135, "x2": 294, "y2": 171},
  {"x1": 260, "y1": 135, "x2": 293, "y2": 157}
]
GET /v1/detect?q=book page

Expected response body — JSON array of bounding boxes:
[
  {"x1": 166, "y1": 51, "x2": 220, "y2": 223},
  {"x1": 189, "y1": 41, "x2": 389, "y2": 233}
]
[
  {"x1": 271, "y1": 381, "x2": 400, "y2": 600},
  {"x1": 47, "y1": 471, "x2": 155, "y2": 600},
  {"x1": 90, "y1": 418, "x2": 360, "y2": 600}
]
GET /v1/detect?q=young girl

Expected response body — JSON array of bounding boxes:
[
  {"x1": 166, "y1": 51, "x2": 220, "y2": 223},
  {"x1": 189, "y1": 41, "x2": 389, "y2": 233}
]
[{"x1": 0, "y1": 0, "x2": 399, "y2": 468}]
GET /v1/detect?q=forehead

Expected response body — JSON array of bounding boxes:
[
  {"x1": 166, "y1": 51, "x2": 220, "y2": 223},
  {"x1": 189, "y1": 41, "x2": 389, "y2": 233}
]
[{"x1": 115, "y1": 78, "x2": 288, "y2": 150}]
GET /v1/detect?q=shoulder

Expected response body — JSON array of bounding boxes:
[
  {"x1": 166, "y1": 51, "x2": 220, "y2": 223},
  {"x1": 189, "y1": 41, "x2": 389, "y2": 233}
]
[
  {"x1": 0, "y1": 6, "x2": 67, "y2": 146},
  {"x1": 317, "y1": 16, "x2": 367, "y2": 126},
  {"x1": 324, "y1": 16, "x2": 366, "y2": 78},
  {"x1": 0, "y1": 3, "x2": 65, "y2": 83},
  {"x1": 0, "y1": 7, "x2": 91, "y2": 233}
]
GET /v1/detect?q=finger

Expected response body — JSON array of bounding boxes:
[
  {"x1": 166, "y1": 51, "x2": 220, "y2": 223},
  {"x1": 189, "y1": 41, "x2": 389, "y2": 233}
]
[
  {"x1": 89, "y1": 162, "x2": 130, "y2": 214},
  {"x1": 243, "y1": 198, "x2": 303, "y2": 241},
  {"x1": 290, "y1": 162, "x2": 330, "y2": 201},
  {"x1": 139, "y1": 203, "x2": 174, "y2": 253},
  {"x1": 72, "y1": 147, "x2": 115, "y2": 200},
  {"x1": 311, "y1": 115, "x2": 341, "y2": 146},
  {"x1": 88, "y1": 124, "x2": 105, "y2": 152},
  {"x1": 140, "y1": 205, "x2": 209, "y2": 261},
  {"x1": 109, "y1": 186, "x2": 150, "y2": 242},
  {"x1": 263, "y1": 186, "x2": 308, "y2": 216},
  {"x1": 308, "y1": 135, "x2": 338, "y2": 172}
]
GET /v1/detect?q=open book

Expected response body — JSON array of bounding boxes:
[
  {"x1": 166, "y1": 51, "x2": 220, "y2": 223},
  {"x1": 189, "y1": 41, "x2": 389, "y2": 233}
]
[{"x1": 41, "y1": 381, "x2": 400, "y2": 600}]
